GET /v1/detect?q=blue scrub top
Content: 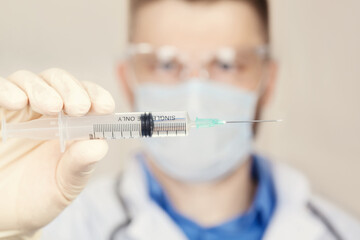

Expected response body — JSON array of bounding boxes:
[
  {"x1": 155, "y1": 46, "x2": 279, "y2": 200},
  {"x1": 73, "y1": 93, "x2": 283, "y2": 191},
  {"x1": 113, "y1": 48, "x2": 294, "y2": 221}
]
[{"x1": 140, "y1": 154, "x2": 276, "y2": 240}]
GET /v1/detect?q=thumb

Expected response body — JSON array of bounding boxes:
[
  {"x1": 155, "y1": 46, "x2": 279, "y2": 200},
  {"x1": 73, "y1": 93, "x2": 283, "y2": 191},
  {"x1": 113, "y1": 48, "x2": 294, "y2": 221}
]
[{"x1": 56, "y1": 140, "x2": 108, "y2": 202}]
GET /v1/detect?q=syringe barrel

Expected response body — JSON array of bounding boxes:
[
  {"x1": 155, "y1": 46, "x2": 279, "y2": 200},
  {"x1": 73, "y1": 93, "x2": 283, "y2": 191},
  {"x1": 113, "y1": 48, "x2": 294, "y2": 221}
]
[
  {"x1": 2, "y1": 111, "x2": 191, "y2": 152},
  {"x1": 60, "y1": 111, "x2": 190, "y2": 140},
  {"x1": 151, "y1": 112, "x2": 190, "y2": 137},
  {"x1": 60, "y1": 112, "x2": 144, "y2": 140},
  {"x1": 2, "y1": 117, "x2": 59, "y2": 142}
]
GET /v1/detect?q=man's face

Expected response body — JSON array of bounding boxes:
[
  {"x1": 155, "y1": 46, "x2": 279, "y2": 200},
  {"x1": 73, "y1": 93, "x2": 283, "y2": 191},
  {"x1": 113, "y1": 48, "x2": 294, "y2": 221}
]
[
  {"x1": 118, "y1": 0, "x2": 277, "y2": 180},
  {"x1": 121, "y1": 0, "x2": 276, "y2": 108}
]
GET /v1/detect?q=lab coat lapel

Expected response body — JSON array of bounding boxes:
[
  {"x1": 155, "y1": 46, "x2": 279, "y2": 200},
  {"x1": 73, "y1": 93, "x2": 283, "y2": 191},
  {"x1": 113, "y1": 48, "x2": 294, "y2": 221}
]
[
  {"x1": 263, "y1": 205, "x2": 325, "y2": 240},
  {"x1": 119, "y1": 156, "x2": 327, "y2": 240},
  {"x1": 263, "y1": 163, "x2": 325, "y2": 240},
  {"x1": 125, "y1": 203, "x2": 187, "y2": 240},
  {"x1": 119, "y1": 158, "x2": 187, "y2": 240}
]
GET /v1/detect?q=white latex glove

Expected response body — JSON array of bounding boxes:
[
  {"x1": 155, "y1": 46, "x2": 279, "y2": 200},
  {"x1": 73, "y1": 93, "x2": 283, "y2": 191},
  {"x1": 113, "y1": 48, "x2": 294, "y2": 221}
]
[{"x1": 0, "y1": 69, "x2": 115, "y2": 239}]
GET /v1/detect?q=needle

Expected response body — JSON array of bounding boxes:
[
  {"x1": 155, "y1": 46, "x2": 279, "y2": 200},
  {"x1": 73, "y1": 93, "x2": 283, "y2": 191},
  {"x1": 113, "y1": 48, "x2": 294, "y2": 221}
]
[{"x1": 225, "y1": 119, "x2": 283, "y2": 124}]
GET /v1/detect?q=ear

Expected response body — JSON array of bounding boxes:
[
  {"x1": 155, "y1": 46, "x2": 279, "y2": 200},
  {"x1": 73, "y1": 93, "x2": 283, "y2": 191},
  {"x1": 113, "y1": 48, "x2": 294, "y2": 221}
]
[
  {"x1": 259, "y1": 60, "x2": 278, "y2": 107},
  {"x1": 117, "y1": 62, "x2": 134, "y2": 107}
]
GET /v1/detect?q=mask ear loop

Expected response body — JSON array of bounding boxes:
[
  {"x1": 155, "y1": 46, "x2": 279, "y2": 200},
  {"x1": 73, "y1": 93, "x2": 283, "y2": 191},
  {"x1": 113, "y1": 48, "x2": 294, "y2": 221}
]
[
  {"x1": 253, "y1": 45, "x2": 272, "y2": 98},
  {"x1": 247, "y1": 45, "x2": 272, "y2": 137}
]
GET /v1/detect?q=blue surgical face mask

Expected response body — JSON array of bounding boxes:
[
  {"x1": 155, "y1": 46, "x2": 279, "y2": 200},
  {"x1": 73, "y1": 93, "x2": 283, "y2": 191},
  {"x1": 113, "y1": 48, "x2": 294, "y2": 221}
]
[{"x1": 134, "y1": 79, "x2": 258, "y2": 182}]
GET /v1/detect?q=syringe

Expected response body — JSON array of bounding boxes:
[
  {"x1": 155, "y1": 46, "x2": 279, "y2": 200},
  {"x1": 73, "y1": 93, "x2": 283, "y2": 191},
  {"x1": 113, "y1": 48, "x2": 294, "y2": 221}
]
[{"x1": 1, "y1": 111, "x2": 281, "y2": 152}]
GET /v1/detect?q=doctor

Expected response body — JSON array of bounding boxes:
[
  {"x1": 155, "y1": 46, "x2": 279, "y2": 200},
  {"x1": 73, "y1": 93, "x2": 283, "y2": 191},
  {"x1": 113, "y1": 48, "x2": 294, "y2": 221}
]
[{"x1": 0, "y1": 0, "x2": 359, "y2": 239}]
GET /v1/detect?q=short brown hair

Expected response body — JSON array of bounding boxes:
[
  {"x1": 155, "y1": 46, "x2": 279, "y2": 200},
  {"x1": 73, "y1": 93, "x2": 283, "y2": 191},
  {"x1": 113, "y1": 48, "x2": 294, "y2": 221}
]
[{"x1": 129, "y1": 0, "x2": 269, "y2": 42}]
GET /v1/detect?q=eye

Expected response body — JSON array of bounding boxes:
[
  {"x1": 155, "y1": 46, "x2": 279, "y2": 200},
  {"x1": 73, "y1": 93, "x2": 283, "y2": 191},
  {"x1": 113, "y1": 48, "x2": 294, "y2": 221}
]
[
  {"x1": 156, "y1": 60, "x2": 179, "y2": 72},
  {"x1": 159, "y1": 62, "x2": 175, "y2": 70},
  {"x1": 216, "y1": 61, "x2": 235, "y2": 71}
]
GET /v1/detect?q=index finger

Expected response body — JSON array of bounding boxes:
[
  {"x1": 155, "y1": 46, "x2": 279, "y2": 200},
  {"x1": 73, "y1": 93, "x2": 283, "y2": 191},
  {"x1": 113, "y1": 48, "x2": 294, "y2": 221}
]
[
  {"x1": 0, "y1": 76, "x2": 28, "y2": 110},
  {"x1": 40, "y1": 68, "x2": 91, "y2": 117}
]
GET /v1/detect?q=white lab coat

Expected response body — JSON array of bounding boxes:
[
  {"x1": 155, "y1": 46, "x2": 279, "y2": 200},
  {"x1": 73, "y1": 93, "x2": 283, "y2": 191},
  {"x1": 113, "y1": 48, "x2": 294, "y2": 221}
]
[{"x1": 42, "y1": 156, "x2": 360, "y2": 240}]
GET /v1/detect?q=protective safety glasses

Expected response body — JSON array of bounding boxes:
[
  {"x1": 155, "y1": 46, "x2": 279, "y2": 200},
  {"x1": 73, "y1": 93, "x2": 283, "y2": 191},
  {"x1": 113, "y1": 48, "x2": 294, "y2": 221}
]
[{"x1": 124, "y1": 43, "x2": 271, "y2": 91}]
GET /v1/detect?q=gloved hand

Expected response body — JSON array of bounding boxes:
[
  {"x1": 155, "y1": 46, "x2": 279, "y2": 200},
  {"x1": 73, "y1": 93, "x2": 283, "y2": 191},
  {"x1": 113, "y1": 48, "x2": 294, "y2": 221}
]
[{"x1": 0, "y1": 69, "x2": 115, "y2": 239}]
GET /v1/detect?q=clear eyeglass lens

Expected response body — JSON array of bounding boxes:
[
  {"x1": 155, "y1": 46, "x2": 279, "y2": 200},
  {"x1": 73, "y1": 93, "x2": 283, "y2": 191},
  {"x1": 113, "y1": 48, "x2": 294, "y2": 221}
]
[
  {"x1": 207, "y1": 48, "x2": 268, "y2": 89},
  {"x1": 129, "y1": 45, "x2": 269, "y2": 90},
  {"x1": 130, "y1": 51, "x2": 184, "y2": 84}
]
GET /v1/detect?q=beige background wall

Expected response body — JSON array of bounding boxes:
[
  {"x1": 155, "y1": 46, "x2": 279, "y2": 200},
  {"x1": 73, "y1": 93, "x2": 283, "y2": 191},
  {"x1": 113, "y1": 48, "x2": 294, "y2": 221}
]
[{"x1": 1, "y1": 0, "x2": 359, "y2": 217}]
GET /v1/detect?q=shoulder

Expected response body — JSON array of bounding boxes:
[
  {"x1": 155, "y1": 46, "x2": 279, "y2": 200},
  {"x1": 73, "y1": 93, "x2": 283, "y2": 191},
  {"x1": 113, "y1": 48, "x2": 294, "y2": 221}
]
[
  {"x1": 309, "y1": 195, "x2": 360, "y2": 239},
  {"x1": 42, "y1": 175, "x2": 126, "y2": 240}
]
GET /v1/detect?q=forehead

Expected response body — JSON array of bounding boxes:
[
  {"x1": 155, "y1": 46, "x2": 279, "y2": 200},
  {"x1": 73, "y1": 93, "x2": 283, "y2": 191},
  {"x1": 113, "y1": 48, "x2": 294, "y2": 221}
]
[{"x1": 132, "y1": 0, "x2": 265, "y2": 52}]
